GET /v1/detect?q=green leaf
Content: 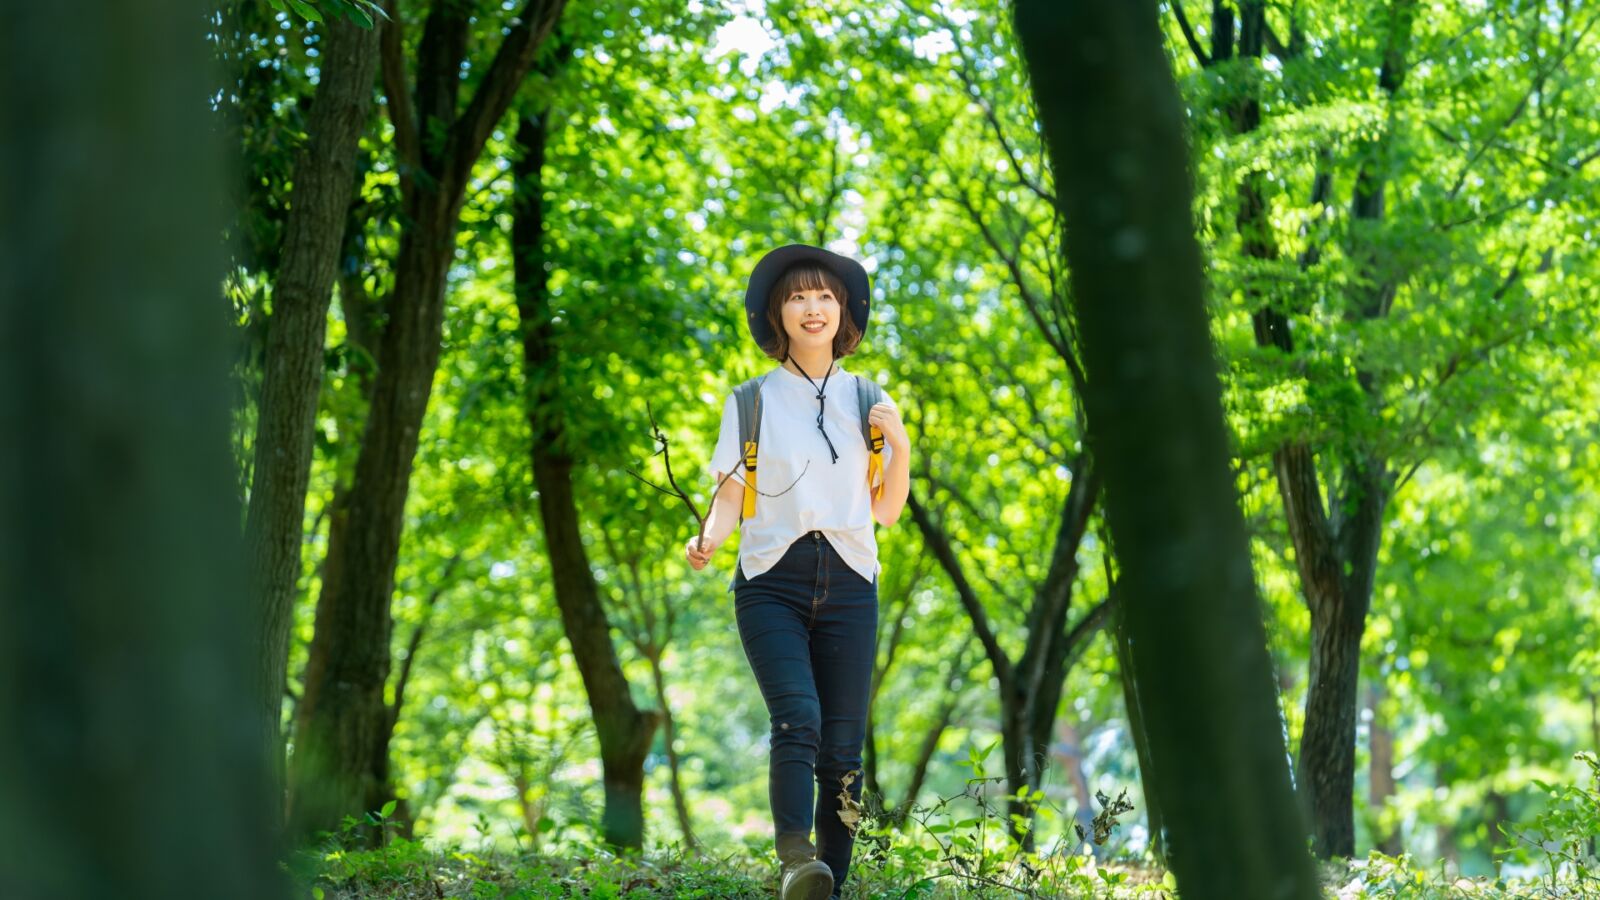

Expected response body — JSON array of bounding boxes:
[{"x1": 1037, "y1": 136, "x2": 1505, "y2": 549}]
[
  {"x1": 286, "y1": 0, "x2": 324, "y2": 23},
  {"x1": 379, "y1": 799, "x2": 397, "y2": 818}
]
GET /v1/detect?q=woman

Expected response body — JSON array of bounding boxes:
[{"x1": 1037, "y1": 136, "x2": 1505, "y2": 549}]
[{"x1": 685, "y1": 243, "x2": 911, "y2": 899}]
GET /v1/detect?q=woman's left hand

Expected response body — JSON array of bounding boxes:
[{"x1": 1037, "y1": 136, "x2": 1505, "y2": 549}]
[{"x1": 868, "y1": 402, "x2": 910, "y2": 454}]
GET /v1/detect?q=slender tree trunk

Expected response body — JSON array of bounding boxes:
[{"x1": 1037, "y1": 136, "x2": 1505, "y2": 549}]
[
  {"x1": 513, "y1": 771, "x2": 549, "y2": 852},
  {"x1": 907, "y1": 464, "x2": 1101, "y2": 849},
  {"x1": 245, "y1": 12, "x2": 383, "y2": 828},
  {"x1": 1012, "y1": 2, "x2": 1319, "y2": 897},
  {"x1": 1110, "y1": 590, "x2": 1165, "y2": 862},
  {"x1": 1591, "y1": 691, "x2": 1598, "y2": 859},
  {"x1": 647, "y1": 653, "x2": 699, "y2": 849},
  {"x1": 1054, "y1": 718, "x2": 1101, "y2": 858},
  {"x1": 511, "y1": 109, "x2": 658, "y2": 850},
  {"x1": 1485, "y1": 788, "x2": 1511, "y2": 861},
  {"x1": 288, "y1": 0, "x2": 570, "y2": 842},
  {"x1": 0, "y1": 1, "x2": 283, "y2": 893},
  {"x1": 1368, "y1": 681, "x2": 1401, "y2": 855}
]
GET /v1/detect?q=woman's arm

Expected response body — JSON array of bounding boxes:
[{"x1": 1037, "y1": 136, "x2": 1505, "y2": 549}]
[
  {"x1": 869, "y1": 399, "x2": 912, "y2": 528},
  {"x1": 699, "y1": 473, "x2": 745, "y2": 551},
  {"x1": 870, "y1": 441, "x2": 911, "y2": 527}
]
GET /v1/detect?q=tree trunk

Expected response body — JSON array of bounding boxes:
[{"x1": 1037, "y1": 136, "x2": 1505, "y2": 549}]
[
  {"x1": 0, "y1": 1, "x2": 283, "y2": 893},
  {"x1": 1053, "y1": 718, "x2": 1101, "y2": 858},
  {"x1": 1111, "y1": 591, "x2": 1165, "y2": 862},
  {"x1": 1012, "y1": 1, "x2": 1319, "y2": 897},
  {"x1": 288, "y1": 0, "x2": 571, "y2": 843},
  {"x1": 1368, "y1": 681, "x2": 1401, "y2": 855},
  {"x1": 245, "y1": 12, "x2": 383, "y2": 829},
  {"x1": 1296, "y1": 544, "x2": 1372, "y2": 858},
  {"x1": 647, "y1": 652, "x2": 699, "y2": 849},
  {"x1": 512, "y1": 109, "x2": 658, "y2": 851},
  {"x1": 1200, "y1": 0, "x2": 1415, "y2": 857},
  {"x1": 1485, "y1": 788, "x2": 1511, "y2": 861},
  {"x1": 907, "y1": 462, "x2": 1101, "y2": 849},
  {"x1": 288, "y1": 202, "x2": 454, "y2": 841}
]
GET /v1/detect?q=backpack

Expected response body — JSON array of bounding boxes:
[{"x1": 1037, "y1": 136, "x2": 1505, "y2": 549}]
[{"x1": 731, "y1": 372, "x2": 887, "y2": 522}]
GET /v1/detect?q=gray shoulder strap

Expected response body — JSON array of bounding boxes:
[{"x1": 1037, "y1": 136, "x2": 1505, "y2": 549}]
[
  {"x1": 855, "y1": 373, "x2": 886, "y2": 445},
  {"x1": 732, "y1": 373, "x2": 768, "y2": 452},
  {"x1": 731, "y1": 374, "x2": 768, "y2": 524}
]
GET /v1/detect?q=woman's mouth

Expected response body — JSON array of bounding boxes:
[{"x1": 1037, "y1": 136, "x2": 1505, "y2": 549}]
[{"x1": 802, "y1": 321, "x2": 826, "y2": 333}]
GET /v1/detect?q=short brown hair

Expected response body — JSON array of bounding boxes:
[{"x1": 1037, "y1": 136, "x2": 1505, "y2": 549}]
[{"x1": 759, "y1": 264, "x2": 863, "y2": 361}]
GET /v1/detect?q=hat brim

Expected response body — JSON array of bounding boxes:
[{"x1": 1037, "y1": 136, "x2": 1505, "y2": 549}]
[{"x1": 743, "y1": 244, "x2": 871, "y2": 351}]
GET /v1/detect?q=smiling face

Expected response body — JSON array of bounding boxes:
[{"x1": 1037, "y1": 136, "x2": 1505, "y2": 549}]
[
  {"x1": 760, "y1": 264, "x2": 862, "y2": 361},
  {"x1": 783, "y1": 285, "x2": 841, "y2": 347}
]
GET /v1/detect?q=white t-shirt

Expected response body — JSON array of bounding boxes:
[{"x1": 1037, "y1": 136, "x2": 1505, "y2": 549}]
[{"x1": 709, "y1": 362, "x2": 897, "y2": 587}]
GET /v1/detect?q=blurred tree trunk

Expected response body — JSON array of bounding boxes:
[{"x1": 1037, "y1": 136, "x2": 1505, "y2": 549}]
[
  {"x1": 511, "y1": 106, "x2": 658, "y2": 851},
  {"x1": 1368, "y1": 681, "x2": 1402, "y2": 855},
  {"x1": 1011, "y1": 1, "x2": 1319, "y2": 897},
  {"x1": 289, "y1": 0, "x2": 571, "y2": 843},
  {"x1": 1053, "y1": 718, "x2": 1101, "y2": 859},
  {"x1": 647, "y1": 653, "x2": 698, "y2": 848},
  {"x1": 244, "y1": 11, "x2": 383, "y2": 829},
  {"x1": 1110, "y1": 586, "x2": 1165, "y2": 862},
  {"x1": 0, "y1": 1, "x2": 284, "y2": 895}
]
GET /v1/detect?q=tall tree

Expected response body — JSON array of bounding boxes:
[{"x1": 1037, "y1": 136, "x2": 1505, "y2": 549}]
[
  {"x1": 509, "y1": 99, "x2": 660, "y2": 851},
  {"x1": 1164, "y1": 0, "x2": 1590, "y2": 855},
  {"x1": 0, "y1": 0, "x2": 283, "y2": 894},
  {"x1": 244, "y1": 9, "x2": 384, "y2": 825},
  {"x1": 289, "y1": 0, "x2": 570, "y2": 842},
  {"x1": 1012, "y1": 0, "x2": 1319, "y2": 897}
]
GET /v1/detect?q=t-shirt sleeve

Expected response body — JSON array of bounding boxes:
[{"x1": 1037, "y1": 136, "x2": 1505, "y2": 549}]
[{"x1": 709, "y1": 393, "x2": 741, "y2": 486}]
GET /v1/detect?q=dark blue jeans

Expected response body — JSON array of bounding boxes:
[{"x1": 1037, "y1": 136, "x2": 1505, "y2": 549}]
[{"x1": 733, "y1": 530, "x2": 878, "y2": 896}]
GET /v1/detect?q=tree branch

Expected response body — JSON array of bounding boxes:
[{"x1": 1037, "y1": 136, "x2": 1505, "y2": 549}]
[
  {"x1": 379, "y1": 0, "x2": 420, "y2": 200},
  {"x1": 1169, "y1": 0, "x2": 1211, "y2": 66},
  {"x1": 906, "y1": 491, "x2": 1013, "y2": 687},
  {"x1": 445, "y1": 0, "x2": 570, "y2": 198}
]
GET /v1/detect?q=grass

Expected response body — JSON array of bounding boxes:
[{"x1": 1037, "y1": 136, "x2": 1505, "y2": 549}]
[{"x1": 295, "y1": 752, "x2": 1600, "y2": 898}]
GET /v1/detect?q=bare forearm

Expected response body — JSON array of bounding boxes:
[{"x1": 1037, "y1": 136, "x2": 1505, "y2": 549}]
[
  {"x1": 699, "y1": 481, "x2": 743, "y2": 551},
  {"x1": 872, "y1": 445, "x2": 911, "y2": 528}
]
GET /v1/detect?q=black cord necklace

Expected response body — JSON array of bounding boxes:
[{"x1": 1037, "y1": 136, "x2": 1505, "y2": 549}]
[{"x1": 786, "y1": 352, "x2": 839, "y2": 465}]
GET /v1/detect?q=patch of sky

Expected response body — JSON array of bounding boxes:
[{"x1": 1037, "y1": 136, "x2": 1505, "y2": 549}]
[
  {"x1": 913, "y1": 29, "x2": 955, "y2": 61},
  {"x1": 759, "y1": 80, "x2": 805, "y2": 114},
  {"x1": 708, "y1": 2, "x2": 777, "y2": 79}
]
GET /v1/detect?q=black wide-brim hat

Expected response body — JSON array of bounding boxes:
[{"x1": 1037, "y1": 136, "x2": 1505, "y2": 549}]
[{"x1": 743, "y1": 243, "x2": 871, "y2": 350}]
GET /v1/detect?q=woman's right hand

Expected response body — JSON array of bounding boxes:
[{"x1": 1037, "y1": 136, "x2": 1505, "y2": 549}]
[{"x1": 685, "y1": 534, "x2": 719, "y2": 570}]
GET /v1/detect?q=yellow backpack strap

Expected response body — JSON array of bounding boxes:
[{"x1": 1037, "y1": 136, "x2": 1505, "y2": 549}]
[
  {"x1": 732, "y1": 374, "x2": 768, "y2": 522},
  {"x1": 741, "y1": 437, "x2": 758, "y2": 518},
  {"x1": 856, "y1": 374, "x2": 887, "y2": 500},
  {"x1": 867, "y1": 426, "x2": 886, "y2": 501}
]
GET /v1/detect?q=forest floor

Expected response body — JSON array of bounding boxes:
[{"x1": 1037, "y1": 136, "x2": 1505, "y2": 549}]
[{"x1": 297, "y1": 837, "x2": 1589, "y2": 899}]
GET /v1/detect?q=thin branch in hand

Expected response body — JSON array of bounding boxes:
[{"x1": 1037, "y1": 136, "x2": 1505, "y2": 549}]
[{"x1": 624, "y1": 398, "x2": 810, "y2": 552}]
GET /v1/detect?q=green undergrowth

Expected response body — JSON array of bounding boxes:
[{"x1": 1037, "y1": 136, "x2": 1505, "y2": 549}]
[{"x1": 297, "y1": 752, "x2": 1599, "y2": 899}]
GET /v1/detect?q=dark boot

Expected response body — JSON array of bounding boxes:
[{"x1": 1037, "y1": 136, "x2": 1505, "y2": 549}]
[{"x1": 776, "y1": 831, "x2": 833, "y2": 900}]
